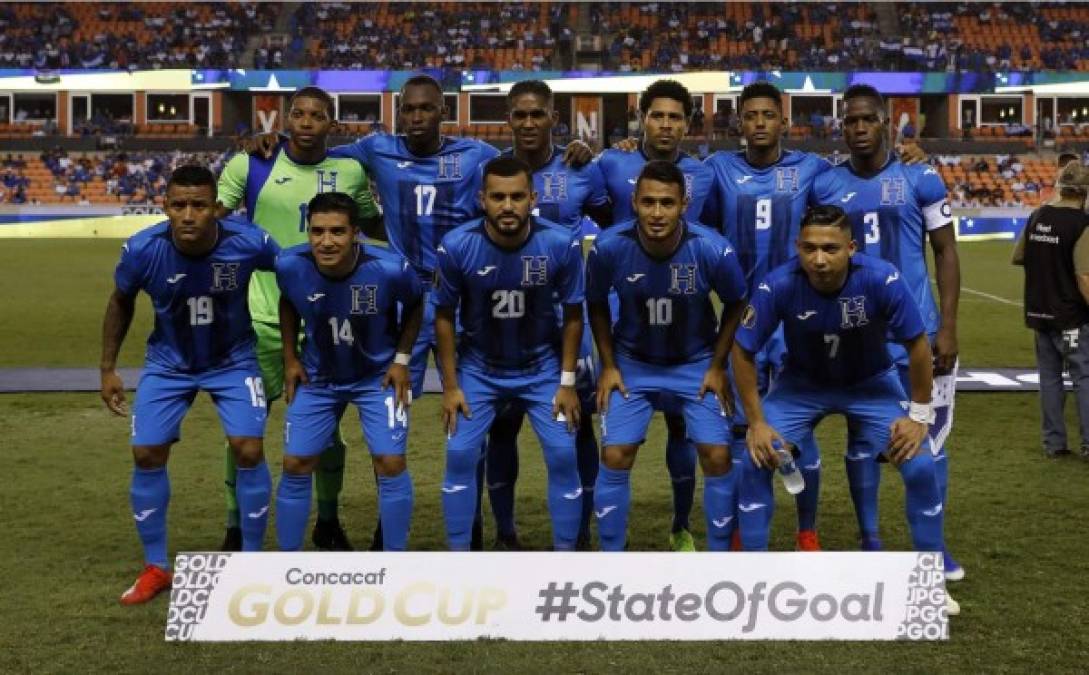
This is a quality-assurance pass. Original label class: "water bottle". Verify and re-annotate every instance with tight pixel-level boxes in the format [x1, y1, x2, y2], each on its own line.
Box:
[774, 441, 805, 495]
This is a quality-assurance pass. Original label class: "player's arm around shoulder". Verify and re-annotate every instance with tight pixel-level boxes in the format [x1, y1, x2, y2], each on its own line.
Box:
[915, 165, 961, 374]
[216, 151, 249, 214]
[385, 259, 424, 410]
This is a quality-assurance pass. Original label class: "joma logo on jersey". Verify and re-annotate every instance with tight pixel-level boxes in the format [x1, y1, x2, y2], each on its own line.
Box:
[839, 296, 869, 328]
[350, 284, 379, 315]
[881, 177, 907, 205]
[316, 169, 338, 192]
[437, 154, 462, 179]
[539, 172, 568, 201]
[210, 263, 240, 291]
[775, 167, 800, 193]
[521, 256, 549, 286]
[668, 263, 698, 295]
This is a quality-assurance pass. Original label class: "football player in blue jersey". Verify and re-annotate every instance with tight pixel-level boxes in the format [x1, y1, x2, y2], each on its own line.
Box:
[485, 80, 610, 550]
[811, 84, 963, 580]
[434, 156, 585, 551]
[731, 204, 958, 615]
[275, 192, 424, 552]
[594, 79, 716, 551]
[587, 160, 748, 552]
[100, 165, 280, 605]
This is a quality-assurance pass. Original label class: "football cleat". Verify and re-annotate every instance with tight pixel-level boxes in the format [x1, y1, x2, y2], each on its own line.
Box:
[944, 551, 966, 582]
[312, 517, 353, 551]
[859, 533, 883, 551]
[730, 528, 742, 551]
[120, 564, 172, 606]
[1046, 447, 1072, 459]
[796, 529, 821, 551]
[945, 590, 961, 616]
[670, 528, 696, 552]
[219, 526, 242, 552]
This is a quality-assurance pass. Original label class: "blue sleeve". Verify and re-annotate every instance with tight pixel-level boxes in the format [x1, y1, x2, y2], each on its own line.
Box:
[687, 168, 715, 226]
[396, 258, 424, 306]
[113, 239, 144, 296]
[879, 266, 927, 341]
[700, 165, 722, 233]
[735, 275, 779, 354]
[274, 257, 291, 294]
[914, 167, 948, 208]
[328, 134, 374, 164]
[431, 238, 463, 309]
[808, 170, 832, 207]
[585, 161, 610, 208]
[256, 231, 281, 271]
[556, 232, 586, 305]
[708, 239, 747, 305]
[585, 239, 613, 304]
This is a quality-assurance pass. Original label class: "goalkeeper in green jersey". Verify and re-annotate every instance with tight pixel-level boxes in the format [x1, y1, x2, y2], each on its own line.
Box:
[216, 86, 379, 551]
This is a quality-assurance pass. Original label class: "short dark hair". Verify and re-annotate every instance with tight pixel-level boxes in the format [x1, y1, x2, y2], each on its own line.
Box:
[307, 192, 359, 229]
[508, 79, 553, 106]
[635, 159, 686, 194]
[843, 84, 885, 112]
[289, 86, 335, 118]
[639, 79, 693, 119]
[167, 164, 216, 193]
[1059, 152, 1079, 168]
[800, 204, 850, 232]
[739, 81, 782, 111]
[400, 74, 444, 100]
[482, 156, 533, 187]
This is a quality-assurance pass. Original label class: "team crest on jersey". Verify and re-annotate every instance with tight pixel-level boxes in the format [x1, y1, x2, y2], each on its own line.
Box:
[668, 263, 698, 294]
[521, 256, 549, 286]
[880, 178, 907, 205]
[741, 304, 757, 329]
[316, 169, 338, 192]
[210, 263, 240, 291]
[437, 153, 462, 180]
[350, 284, 379, 314]
[775, 167, 800, 193]
[839, 296, 869, 328]
[539, 172, 568, 202]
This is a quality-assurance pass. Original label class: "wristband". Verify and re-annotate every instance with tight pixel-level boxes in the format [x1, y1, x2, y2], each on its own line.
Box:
[908, 401, 934, 425]
[393, 352, 411, 366]
[560, 370, 577, 387]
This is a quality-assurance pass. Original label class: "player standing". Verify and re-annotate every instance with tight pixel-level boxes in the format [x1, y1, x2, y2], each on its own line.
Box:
[811, 84, 963, 579]
[100, 166, 279, 604]
[587, 160, 747, 552]
[274, 192, 423, 551]
[434, 156, 585, 551]
[594, 79, 715, 551]
[217, 86, 380, 551]
[731, 204, 958, 615]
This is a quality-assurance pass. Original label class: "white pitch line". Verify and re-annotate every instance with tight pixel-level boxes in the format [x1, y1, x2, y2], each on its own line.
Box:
[962, 286, 1022, 307]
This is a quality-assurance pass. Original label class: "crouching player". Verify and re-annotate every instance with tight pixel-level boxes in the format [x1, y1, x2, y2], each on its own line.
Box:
[100, 165, 280, 604]
[275, 192, 423, 551]
[731, 205, 958, 615]
[434, 156, 585, 551]
[587, 160, 748, 551]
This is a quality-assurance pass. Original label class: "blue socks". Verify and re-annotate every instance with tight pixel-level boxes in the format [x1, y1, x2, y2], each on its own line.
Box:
[130, 466, 170, 569]
[377, 471, 414, 551]
[594, 465, 631, 551]
[900, 454, 945, 552]
[794, 432, 821, 532]
[737, 455, 774, 551]
[543, 445, 582, 551]
[665, 434, 697, 533]
[575, 422, 599, 539]
[703, 471, 737, 551]
[236, 461, 271, 552]
[845, 445, 881, 540]
[275, 472, 312, 551]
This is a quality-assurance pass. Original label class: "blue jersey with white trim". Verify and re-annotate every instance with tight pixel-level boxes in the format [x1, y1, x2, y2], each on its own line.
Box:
[737, 254, 926, 386]
[595, 148, 714, 225]
[114, 219, 280, 372]
[500, 145, 610, 230]
[586, 219, 746, 365]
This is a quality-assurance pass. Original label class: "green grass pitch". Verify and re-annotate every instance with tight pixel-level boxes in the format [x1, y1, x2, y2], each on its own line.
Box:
[2, 239, 1088, 671]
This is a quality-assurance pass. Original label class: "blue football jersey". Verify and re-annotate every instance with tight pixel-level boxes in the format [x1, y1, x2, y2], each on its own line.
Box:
[114, 219, 280, 372]
[500, 145, 610, 230]
[329, 134, 500, 279]
[276, 243, 423, 386]
[701, 149, 831, 294]
[810, 157, 952, 338]
[586, 220, 747, 365]
[736, 254, 926, 386]
[433, 217, 585, 374]
[595, 148, 714, 225]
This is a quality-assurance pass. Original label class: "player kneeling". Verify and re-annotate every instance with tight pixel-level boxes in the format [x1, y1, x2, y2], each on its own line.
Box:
[587, 160, 748, 552]
[275, 192, 423, 551]
[731, 205, 959, 616]
[101, 166, 280, 604]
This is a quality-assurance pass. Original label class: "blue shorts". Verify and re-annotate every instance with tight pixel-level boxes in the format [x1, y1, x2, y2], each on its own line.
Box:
[601, 355, 731, 446]
[763, 367, 928, 458]
[131, 362, 267, 446]
[448, 364, 575, 455]
[284, 381, 408, 457]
